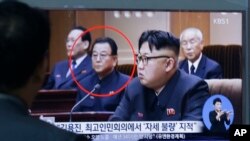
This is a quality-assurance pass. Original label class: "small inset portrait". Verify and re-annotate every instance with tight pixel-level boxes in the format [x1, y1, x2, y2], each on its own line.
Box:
[202, 94, 234, 134]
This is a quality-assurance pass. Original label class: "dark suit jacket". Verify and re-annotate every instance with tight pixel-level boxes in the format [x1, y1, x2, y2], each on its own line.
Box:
[43, 55, 94, 89]
[209, 110, 230, 133]
[179, 55, 223, 79]
[0, 93, 87, 141]
[109, 69, 209, 121]
[74, 70, 129, 112]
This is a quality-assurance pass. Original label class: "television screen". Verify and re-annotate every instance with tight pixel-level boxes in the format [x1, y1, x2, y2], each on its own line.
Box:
[24, 0, 247, 140]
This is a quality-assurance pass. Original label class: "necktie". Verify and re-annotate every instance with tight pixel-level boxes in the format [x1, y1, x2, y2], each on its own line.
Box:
[66, 60, 76, 77]
[72, 60, 76, 69]
[190, 65, 195, 74]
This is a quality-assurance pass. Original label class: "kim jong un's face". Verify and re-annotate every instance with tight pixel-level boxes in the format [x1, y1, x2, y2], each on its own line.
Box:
[137, 42, 174, 90]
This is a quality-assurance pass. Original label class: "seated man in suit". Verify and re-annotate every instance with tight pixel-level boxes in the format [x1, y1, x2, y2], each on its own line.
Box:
[109, 30, 209, 121]
[0, 1, 86, 140]
[179, 27, 223, 79]
[73, 37, 129, 112]
[43, 26, 94, 89]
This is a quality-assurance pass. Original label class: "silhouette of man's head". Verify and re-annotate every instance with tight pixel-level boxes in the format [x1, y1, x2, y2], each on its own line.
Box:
[0, 1, 50, 96]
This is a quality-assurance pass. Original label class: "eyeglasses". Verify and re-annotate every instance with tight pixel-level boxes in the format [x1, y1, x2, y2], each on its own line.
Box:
[136, 54, 170, 66]
[92, 53, 112, 60]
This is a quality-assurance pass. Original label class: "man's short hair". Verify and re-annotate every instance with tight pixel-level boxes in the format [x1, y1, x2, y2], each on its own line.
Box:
[0, 1, 50, 90]
[213, 97, 222, 105]
[72, 26, 92, 45]
[138, 30, 180, 56]
[179, 27, 203, 42]
[91, 37, 118, 55]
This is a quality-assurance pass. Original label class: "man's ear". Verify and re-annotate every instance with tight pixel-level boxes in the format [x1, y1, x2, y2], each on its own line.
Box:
[82, 41, 90, 50]
[165, 58, 175, 72]
[112, 56, 118, 67]
[199, 40, 204, 50]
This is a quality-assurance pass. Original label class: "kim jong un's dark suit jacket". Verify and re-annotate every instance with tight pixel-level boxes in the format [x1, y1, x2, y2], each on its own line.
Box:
[109, 69, 210, 121]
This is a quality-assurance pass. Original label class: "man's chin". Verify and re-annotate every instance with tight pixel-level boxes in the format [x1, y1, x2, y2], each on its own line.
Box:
[139, 79, 149, 86]
[67, 53, 75, 58]
[95, 68, 106, 74]
[186, 56, 194, 60]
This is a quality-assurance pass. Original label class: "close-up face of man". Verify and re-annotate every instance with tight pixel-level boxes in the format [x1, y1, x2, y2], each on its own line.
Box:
[180, 30, 203, 63]
[92, 42, 117, 79]
[137, 42, 175, 91]
[66, 29, 88, 59]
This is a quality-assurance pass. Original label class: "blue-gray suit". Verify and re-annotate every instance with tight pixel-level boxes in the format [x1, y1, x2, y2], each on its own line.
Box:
[179, 55, 223, 79]
[43, 55, 94, 89]
[109, 69, 209, 121]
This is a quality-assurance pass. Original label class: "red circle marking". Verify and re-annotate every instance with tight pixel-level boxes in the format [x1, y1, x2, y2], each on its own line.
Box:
[69, 25, 136, 97]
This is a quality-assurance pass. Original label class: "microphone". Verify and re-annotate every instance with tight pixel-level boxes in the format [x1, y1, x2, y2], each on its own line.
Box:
[69, 83, 101, 122]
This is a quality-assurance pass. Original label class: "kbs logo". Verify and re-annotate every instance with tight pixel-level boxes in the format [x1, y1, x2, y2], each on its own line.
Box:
[213, 18, 229, 25]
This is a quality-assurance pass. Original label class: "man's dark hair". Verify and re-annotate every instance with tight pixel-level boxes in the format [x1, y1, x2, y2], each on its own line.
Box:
[0, 1, 50, 91]
[72, 26, 92, 45]
[91, 37, 118, 55]
[213, 97, 222, 105]
[138, 30, 180, 56]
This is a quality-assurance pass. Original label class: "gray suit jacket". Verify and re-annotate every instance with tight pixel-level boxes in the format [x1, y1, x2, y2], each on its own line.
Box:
[0, 93, 87, 141]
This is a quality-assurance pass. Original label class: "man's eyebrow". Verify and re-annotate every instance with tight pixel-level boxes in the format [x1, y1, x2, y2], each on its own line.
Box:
[92, 51, 109, 53]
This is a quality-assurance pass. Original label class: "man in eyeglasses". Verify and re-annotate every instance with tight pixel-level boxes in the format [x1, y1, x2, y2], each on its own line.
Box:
[179, 27, 222, 79]
[110, 30, 209, 121]
[73, 37, 129, 112]
[43, 26, 94, 89]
